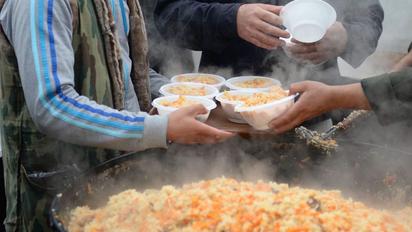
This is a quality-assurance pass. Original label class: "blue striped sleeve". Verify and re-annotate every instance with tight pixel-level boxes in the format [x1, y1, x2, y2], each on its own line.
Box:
[1, 0, 168, 151]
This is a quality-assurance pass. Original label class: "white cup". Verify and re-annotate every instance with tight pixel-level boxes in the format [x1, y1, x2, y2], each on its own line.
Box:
[280, 0, 336, 43]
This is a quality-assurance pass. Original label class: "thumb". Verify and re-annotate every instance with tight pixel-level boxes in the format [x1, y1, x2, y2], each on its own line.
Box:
[261, 4, 283, 15]
[182, 104, 208, 117]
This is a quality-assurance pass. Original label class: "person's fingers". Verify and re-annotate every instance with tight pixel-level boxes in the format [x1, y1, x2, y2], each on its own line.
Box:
[269, 104, 302, 130]
[257, 9, 283, 26]
[249, 37, 274, 50]
[287, 44, 317, 54]
[272, 115, 305, 134]
[180, 104, 208, 117]
[255, 20, 289, 38]
[203, 127, 235, 140]
[259, 4, 283, 15]
[195, 121, 234, 139]
[188, 123, 235, 144]
[251, 30, 285, 49]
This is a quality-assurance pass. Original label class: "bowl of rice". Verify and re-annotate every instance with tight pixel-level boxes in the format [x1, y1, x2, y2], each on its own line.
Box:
[215, 90, 258, 124]
[152, 95, 217, 122]
[171, 73, 226, 90]
[159, 82, 219, 100]
[225, 76, 281, 91]
[234, 86, 297, 130]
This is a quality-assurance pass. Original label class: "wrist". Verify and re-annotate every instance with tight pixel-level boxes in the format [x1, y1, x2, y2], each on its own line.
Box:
[331, 83, 370, 110]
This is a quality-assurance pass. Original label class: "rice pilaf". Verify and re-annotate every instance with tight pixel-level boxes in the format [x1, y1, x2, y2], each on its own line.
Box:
[68, 177, 412, 232]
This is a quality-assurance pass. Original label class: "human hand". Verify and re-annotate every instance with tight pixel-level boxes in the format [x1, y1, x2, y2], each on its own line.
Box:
[269, 81, 336, 133]
[269, 81, 370, 134]
[285, 22, 348, 65]
[237, 4, 289, 50]
[167, 104, 235, 144]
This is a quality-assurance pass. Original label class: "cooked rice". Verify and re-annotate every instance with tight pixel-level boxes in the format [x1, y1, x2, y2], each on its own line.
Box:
[177, 75, 220, 85]
[222, 86, 288, 107]
[234, 78, 273, 88]
[167, 85, 207, 96]
[68, 177, 412, 232]
[160, 96, 199, 108]
[221, 92, 251, 102]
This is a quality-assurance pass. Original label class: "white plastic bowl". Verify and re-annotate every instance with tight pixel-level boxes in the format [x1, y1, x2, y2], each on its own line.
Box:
[152, 96, 217, 122]
[159, 82, 219, 100]
[235, 94, 298, 130]
[225, 76, 281, 91]
[280, 0, 336, 43]
[215, 91, 258, 124]
[171, 73, 226, 90]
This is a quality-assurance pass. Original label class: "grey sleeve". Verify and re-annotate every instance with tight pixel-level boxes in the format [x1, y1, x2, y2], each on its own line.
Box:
[0, 0, 168, 151]
[361, 68, 412, 125]
[149, 68, 170, 98]
[339, 0, 384, 68]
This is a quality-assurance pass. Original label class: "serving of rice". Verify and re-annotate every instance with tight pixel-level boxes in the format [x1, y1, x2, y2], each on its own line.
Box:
[68, 177, 412, 232]
[167, 85, 208, 96]
[222, 86, 288, 107]
[234, 78, 273, 88]
[176, 75, 220, 85]
[159, 96, 199, 108]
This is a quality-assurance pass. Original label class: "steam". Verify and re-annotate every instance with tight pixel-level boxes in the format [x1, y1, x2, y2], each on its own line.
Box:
[134, 0, 412, 211]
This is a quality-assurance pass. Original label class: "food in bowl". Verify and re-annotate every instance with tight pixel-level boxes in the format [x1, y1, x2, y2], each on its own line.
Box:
[220, 91, 251, 102]
[234, 78, 272, 88]
[68, 177, 412, 232]
[159, 96, 199, 108]
[226, 76, 281, 91]
[215, 91, 256, 124]
[216, 87, 289, 125]
[167, 85, 207, 96]
[152, 96, 217, 122]
[243, 86, 288, 107]
[176, 75, 220, 85]
[171, 73, 226, 90]
[159, 83, 219, 99]
[222, 86, 288, 107]
[234, 86, 295, 130]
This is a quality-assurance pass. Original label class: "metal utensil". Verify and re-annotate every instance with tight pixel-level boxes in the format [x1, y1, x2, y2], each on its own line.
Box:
[296, 110, 372, 152]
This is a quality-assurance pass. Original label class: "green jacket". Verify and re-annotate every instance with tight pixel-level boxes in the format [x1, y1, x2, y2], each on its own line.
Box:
[361, 68, 412, 126]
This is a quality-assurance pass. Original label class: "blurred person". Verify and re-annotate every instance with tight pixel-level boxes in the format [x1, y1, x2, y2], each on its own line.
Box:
[270, 68, 412, 133]
[0, 0, 233, 231]
[155, 0, 383, 86]
[139, 0, 195, 77]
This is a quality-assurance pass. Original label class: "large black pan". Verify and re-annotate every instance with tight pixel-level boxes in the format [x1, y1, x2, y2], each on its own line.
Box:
[49, 132, 412, 231]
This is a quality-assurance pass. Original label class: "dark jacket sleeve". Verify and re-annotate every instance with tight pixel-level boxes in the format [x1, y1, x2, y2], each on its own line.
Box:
[361, 68, 412, 125]
[155, 0, 242, 52]
[339, 0, 384, 68]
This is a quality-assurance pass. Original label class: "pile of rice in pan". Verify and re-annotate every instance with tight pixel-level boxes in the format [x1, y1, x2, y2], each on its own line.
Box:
[69, 177, 412, 232]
